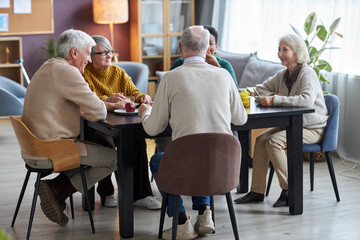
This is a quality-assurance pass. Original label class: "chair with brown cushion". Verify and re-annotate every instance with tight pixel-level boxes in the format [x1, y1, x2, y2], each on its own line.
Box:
[154, 133, 241, 240]
[9, 116, 95, 240]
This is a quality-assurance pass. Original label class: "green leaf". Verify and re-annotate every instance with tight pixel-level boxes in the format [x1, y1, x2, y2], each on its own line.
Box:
[305, 39, 310, 48]
[316, 25, 327, 41]
[329, 17, 341, 35]
[313, 66, 320, 77]
[319, 73, 330, 84]
[290, 24, 303, 39]
[304, 12, 317, 35]
[308, 46, 318, 60]
[316, 59, 332, 72]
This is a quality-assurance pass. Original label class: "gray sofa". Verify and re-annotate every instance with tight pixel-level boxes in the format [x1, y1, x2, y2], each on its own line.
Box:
[215, 49, 285, 88]
[156, 49, 285, 90]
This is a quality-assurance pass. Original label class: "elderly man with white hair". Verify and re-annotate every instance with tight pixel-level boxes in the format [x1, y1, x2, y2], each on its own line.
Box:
[235, 34, 328, 207]
[138, 25, 248, 240]
[22, 29, 117, 226]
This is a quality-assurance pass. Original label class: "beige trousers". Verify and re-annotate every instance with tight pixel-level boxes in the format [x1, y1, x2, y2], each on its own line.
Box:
[26, 142, 117, 193]
[251, 127, 322, 194]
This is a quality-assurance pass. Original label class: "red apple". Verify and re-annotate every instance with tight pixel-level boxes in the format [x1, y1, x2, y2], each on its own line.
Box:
[125, 102, 136, 112]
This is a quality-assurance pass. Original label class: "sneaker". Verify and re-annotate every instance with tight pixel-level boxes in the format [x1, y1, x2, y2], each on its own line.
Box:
[194, 206, 215, 234]
[38, 180, 68, 226]
[162, 216, 198, 240]
[134, 196, 161, 210]
[103, 195, 118, 208]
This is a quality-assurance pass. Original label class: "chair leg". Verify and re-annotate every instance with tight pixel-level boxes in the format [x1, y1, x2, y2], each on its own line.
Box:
[172, 196, 180, 240]
[158, 193, 168, 239]
[210, 196, 215, 233]
[225, 192, 239, 240]
[11, 170, 31, 227]
[26, 173, 41, 240]
[309, 152, 315, 191]
[325, 152, 340, 201]
[80, 166, 95, 233]
[69, 195, 75, 219]
[266, 163, 274, 196]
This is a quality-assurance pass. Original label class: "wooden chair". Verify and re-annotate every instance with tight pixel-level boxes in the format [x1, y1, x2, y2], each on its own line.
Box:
[265, 94, 340, 201]
[9, 116, 95, 240]
[154, 133, 242, 240]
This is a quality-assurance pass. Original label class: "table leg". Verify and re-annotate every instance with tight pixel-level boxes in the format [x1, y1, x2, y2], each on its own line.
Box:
[116, 129, 134, 238]
[286, 115, 303, 215]
[237, 130, 249, 193]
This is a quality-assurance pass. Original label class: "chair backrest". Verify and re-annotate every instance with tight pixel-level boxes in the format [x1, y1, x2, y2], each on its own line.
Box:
[9, 116, 80, 172]
[0, 76, 26, 98]
[113, 61, 149, 94]
[322, 94, 340, 152]
[156, 133, 241, 196]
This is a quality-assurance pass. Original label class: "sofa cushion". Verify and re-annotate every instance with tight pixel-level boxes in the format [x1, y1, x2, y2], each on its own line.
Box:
[239, 53, 285, 88]
[215, 49, 252, 85]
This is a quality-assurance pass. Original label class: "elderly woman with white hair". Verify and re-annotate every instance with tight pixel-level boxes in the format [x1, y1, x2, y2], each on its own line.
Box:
[234, 34, 328, 207]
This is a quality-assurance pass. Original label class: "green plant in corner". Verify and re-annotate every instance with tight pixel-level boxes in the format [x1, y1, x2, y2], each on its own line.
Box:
[0, 228, 11, 240]
[40, 38, 58, 59]
[290, 12, 343, 84]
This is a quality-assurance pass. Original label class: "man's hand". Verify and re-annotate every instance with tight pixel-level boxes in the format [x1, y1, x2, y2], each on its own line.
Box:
[105, 101, 128, 111]
[140, 95, 153, 105]
[138, 103, 152, 117]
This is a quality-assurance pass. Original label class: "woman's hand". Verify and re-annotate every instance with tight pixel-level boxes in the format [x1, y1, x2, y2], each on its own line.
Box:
[105, 101, 128, 111]
[103, 93, 128, 103]
[140, 95, 153, 105]
[205, 53, 220, 67]
[138, 103, 152, 117]
[259, 96, 274, 107]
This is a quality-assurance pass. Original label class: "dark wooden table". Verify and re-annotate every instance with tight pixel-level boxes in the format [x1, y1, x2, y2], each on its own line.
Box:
[81, 98, 314, 238]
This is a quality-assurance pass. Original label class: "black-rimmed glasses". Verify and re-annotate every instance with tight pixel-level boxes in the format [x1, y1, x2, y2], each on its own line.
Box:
[93, 50, 114, 57]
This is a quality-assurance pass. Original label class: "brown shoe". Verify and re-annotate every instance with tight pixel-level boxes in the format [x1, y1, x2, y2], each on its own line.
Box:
[234, 191, 264, 204]
[273, 190, 288, 207]
[38, 180, 69, 226]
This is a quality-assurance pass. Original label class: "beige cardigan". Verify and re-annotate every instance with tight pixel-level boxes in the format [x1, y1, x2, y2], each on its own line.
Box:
[22, 58, 106, 157]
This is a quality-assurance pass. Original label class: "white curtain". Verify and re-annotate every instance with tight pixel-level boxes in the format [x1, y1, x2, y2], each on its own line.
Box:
[219, 0, 360, 163]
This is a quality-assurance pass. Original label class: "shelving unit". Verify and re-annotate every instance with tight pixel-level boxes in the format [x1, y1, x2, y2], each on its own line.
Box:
[130, 0, 194, 96]
[0, 37, 23, 85]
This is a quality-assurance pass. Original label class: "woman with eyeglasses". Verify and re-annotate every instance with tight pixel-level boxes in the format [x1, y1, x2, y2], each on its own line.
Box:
[82, 35, 161, 210]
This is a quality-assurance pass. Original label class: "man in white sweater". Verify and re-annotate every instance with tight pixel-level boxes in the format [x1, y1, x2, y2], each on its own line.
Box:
[138, 25, 247, 240]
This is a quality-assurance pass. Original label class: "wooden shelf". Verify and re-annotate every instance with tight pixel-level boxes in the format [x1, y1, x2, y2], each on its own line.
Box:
[130, 0, 194, 97]
[0, 37, 23, 85]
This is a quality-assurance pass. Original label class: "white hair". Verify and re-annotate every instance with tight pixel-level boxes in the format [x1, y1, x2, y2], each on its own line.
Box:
[57, 29, 96, 59]
[279, 34, 310, 64]
[180, 25, 210, 56]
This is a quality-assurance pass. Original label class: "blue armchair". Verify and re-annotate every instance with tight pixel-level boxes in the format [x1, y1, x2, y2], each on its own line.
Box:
[113, 61, 149, 94]
[0, 76, 26, 116]
[265, 94, 340, 201]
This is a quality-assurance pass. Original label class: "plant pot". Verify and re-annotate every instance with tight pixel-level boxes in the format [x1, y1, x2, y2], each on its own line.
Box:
[303, 152, 326, 162]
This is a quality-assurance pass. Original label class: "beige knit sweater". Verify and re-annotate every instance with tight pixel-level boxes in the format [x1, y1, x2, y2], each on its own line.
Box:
[22, 58, 106, 156]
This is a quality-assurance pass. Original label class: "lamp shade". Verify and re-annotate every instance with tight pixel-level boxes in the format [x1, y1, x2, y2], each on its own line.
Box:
[93, 0, 129, 24]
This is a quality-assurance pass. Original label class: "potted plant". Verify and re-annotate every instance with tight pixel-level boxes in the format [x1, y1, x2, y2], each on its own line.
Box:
[40, 37, 58, 59]
[291, 12, 342, 162]
[290, 12, 342, 84]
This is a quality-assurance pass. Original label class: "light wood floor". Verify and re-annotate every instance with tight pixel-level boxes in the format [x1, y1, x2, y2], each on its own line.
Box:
[1, 120, 360, 240]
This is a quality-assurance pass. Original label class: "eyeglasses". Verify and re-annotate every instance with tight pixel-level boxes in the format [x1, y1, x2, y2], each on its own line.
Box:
[93, 50, 114, 57]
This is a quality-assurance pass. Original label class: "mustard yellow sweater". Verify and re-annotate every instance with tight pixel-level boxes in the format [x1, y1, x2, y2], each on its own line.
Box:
[83, 63, 145, 102]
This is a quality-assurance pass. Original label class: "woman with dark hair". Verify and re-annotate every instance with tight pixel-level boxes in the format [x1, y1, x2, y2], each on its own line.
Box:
[170, 25, 238, 88]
